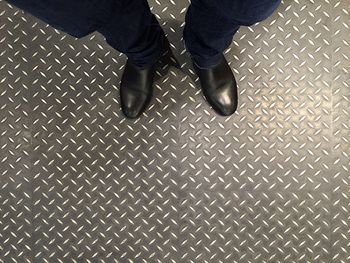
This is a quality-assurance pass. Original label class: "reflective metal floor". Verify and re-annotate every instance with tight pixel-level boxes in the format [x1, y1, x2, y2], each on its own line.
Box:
[1, 0, 349, 262]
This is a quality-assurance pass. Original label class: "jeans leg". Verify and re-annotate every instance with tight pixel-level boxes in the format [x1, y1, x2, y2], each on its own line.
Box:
[97, 0, 166, 69]
[5, 0, 109, 38]
[6, 0, 165, 68]
[184, 0, 281, 68]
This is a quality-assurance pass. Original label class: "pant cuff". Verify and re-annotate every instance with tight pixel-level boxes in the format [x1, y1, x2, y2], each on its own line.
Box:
[183, 38, 222, 69]
[128, 30, 167, 69]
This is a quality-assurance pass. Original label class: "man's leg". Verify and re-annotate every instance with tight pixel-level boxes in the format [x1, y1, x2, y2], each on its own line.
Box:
[184, 0, 281, 68]
[184, 0, 280, 116]
[6, 0, 166, 69]
[5, 0, 112, 38]
[97, 0, 166, 69]
[6, 0, 167, 118]
[96, 0, 169, 119]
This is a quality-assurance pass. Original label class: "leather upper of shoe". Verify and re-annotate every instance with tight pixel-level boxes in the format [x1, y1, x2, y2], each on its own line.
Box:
[120, 37, 174, 119]
[193, 55, 238, 116]
[120, 61, 156, 119]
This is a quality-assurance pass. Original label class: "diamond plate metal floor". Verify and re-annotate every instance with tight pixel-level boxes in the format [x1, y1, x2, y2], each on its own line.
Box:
[0, 0, 349, 262]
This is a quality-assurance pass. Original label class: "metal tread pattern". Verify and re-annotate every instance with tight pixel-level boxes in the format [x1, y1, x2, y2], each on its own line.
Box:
[0, 0, 349, 262]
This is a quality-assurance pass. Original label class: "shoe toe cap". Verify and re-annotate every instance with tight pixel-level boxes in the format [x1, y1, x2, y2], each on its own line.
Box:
[121, 90, 150, 119]
[217, 102, 238, 116]
[215, 99, 238, 116]
[207, 86, 238, 116]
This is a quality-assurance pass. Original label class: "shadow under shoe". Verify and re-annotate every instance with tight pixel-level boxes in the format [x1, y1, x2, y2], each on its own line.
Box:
[193, 55, 238, 116]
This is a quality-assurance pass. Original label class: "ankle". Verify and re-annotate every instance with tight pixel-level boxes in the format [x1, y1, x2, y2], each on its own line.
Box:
[127, 59, 156, 70]
[192, 55, 223, 69]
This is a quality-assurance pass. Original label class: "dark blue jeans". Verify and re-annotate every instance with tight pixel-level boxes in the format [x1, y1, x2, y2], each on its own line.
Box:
[6, 0, 280, 68]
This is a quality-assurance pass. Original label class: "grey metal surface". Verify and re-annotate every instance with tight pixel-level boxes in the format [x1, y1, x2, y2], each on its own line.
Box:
[0, 0, 349, 262]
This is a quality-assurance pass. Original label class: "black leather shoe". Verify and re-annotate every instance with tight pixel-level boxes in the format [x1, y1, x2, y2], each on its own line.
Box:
[120, 60, 156, 119]
[193, 55, 238, 116]
[120, 38, 173, 119]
